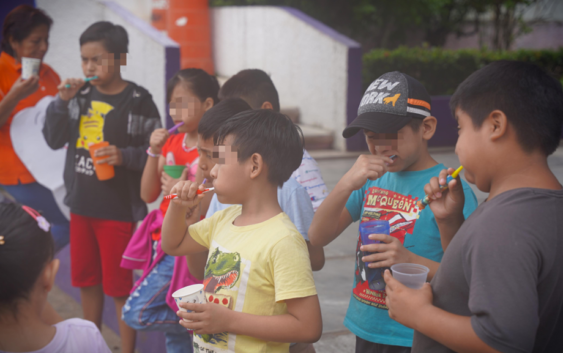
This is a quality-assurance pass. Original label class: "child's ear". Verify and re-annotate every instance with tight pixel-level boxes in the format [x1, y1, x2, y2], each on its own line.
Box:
[421, 116, 437, 141]
[248, 153, 264, 180]
[260, 101, 274, 110]
[487, 110, 508, 141]
[40, 259, 60, 293]
[203, 97, 214, 112]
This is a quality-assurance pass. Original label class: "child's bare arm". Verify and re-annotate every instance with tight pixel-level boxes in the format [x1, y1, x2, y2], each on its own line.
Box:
[140, 128, 169, 202]
[423, 168, 466, 250]
[309, 154, 392, 247]
[178, 295, 322, 343]
[141, 154, 166, 203]
[185, 251, 209, 280]
[161, 180, 208, 256]
[306, 241, 325, 271]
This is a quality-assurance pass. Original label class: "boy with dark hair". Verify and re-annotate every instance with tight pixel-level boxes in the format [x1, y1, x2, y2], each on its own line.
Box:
[43, 21, 161, 353]
[385, 61, 563, 353]
[218, 68, 328, 211]
[218, 69, 280, 111]
[161, 109, 322, 352]
[309, 71, 478, 352]
[198, 99, 325, 273]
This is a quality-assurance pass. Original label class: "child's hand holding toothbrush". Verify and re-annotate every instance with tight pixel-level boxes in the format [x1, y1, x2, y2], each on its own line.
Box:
[58, 78, 85, 101]
[169, 180, 206, 210]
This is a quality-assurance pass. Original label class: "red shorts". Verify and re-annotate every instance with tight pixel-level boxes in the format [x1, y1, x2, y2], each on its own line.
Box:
[70, 213, 134, 297]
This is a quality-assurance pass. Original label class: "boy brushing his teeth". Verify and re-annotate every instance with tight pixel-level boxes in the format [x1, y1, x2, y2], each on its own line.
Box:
[43, 21, 160, 353]
[309, 72, 477, 353]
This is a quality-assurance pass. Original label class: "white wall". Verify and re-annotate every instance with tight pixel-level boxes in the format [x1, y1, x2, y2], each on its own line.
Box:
[36, 0, 177, 125]
[211, 6, 355, 151]
[110, 0, 152, 22]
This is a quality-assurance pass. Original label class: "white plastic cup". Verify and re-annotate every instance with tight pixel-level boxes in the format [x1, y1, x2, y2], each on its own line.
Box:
[21, 57, 41, 79]
[172, 284, 206, 322]
[390, 263, 429, 289]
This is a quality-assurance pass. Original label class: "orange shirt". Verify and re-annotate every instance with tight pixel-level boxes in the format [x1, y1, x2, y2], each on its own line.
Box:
[0, 52, 61, 185]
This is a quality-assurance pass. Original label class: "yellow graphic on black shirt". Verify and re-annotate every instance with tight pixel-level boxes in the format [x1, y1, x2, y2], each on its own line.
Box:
[76, 101, 114, 150]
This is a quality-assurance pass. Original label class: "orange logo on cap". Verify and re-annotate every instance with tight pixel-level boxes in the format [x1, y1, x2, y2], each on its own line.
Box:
[383, 93, 400, 107]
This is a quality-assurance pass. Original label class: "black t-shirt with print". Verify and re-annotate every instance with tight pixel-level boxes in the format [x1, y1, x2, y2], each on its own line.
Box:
[70, 84, 158, 222]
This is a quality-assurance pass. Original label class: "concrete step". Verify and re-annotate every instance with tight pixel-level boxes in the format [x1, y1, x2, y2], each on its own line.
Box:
[280, 107, 300, 124]
[298, 124, 334, 150]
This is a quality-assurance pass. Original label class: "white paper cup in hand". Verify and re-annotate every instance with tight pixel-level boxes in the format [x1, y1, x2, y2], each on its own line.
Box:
[390, 263, 430, 289]
[172, 284, 206, 322]
[21, 57, 41, 79]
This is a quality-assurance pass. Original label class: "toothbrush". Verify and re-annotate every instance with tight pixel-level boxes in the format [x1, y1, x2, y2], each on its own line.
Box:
[65, 76, 98, 88]
[168, 122, 184, 134]
[164, 188, 215, 200]
[417, 166, 464, 209]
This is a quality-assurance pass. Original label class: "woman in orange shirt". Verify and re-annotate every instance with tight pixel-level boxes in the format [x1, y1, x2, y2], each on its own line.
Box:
[0, 5, 69, 252]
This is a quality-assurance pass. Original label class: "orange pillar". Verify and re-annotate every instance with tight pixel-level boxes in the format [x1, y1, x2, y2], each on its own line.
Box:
[151, 0, 168, 31]
[166, 0, 214, 75]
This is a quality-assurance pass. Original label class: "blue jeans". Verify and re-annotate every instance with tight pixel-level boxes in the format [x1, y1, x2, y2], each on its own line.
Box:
[122, 254, 193, 353]
[2, 182, 70, 252]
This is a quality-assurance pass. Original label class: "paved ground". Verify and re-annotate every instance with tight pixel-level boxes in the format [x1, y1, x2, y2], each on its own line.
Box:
[47, 146, 563, 352]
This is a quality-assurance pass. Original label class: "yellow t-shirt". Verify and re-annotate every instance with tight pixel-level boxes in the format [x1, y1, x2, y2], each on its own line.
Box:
[189, 205, 317, 353]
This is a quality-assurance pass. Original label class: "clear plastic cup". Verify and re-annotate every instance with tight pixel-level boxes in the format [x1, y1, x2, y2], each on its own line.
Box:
[390, 263, 429, 289]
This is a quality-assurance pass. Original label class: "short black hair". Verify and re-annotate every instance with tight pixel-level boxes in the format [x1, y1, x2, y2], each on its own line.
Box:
[166, 68, 219, 104]
[219, 69, 280, 112]
[198, 98, 251, 140]
[450, 60, 563, 156]
[407, 118, 423, 132]
[0, 199, 54, 318]
[214, 110, 303, 187]
[79, 21, 128, 55]
[1, 5, 52, 57]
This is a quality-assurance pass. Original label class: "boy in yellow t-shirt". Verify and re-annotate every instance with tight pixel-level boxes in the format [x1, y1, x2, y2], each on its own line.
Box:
[161, 109, 322, 353]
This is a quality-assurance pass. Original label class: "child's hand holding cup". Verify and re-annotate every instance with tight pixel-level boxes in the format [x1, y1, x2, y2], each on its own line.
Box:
[172, 284, 207, 322]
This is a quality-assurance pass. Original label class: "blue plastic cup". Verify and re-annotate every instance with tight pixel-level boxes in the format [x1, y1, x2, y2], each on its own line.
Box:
[359, 220, 390, 291]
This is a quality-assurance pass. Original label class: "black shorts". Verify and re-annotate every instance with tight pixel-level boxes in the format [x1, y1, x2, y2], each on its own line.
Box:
[355, 336, 411, 353]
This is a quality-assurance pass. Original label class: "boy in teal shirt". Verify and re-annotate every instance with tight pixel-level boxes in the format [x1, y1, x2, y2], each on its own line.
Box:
[309, 72, 478, 352]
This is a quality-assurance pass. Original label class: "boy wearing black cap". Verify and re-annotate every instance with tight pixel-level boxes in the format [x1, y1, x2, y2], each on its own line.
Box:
[309, 72, 478, 352]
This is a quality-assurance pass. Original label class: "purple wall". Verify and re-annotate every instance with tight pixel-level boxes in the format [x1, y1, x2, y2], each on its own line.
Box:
[345, 46, 366, 151]
[428, 96, 458, 147]
[0, 0, 35, 44]
[165, 46, 181, 129]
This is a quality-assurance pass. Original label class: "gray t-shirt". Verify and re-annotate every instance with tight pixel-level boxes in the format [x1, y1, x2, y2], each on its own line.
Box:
[413, 188, 563, 353]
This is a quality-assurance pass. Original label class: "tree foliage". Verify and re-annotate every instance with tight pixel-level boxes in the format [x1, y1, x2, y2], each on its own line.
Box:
[210, 0, 546, 50]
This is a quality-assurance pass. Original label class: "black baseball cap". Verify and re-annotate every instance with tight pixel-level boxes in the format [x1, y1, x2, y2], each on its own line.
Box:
[343, 72, 432, 138]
